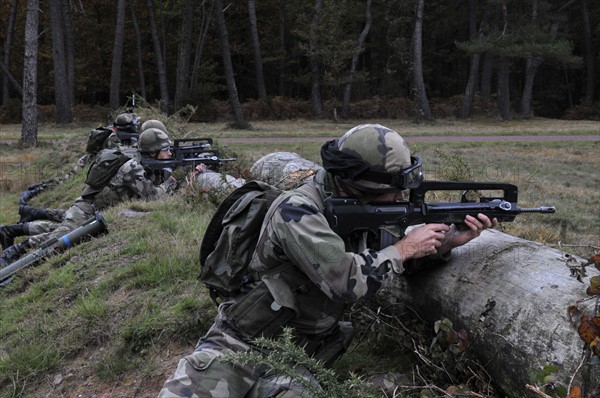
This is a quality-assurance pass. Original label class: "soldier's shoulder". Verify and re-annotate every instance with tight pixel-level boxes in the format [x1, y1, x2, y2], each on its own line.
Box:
[118, 158, 143, 174]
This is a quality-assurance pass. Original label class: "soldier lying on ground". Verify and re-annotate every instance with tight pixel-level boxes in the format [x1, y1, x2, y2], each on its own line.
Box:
[0, 127, 196, 269]
[71, 112, 143, 181]
[1, 119, 168, 247]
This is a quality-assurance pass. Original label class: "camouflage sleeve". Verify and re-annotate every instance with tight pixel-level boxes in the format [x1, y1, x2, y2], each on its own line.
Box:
[104, 132, 121, 149]
[117, 159, 171, 200]
[264, 192, 403, 303]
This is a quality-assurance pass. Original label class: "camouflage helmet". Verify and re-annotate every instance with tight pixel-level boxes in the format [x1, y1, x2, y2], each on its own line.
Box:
[140, 119, 167, 134]
[139, 127, 172, 153]
[114, 112, 140, 130]
[321, 124, 422, 193]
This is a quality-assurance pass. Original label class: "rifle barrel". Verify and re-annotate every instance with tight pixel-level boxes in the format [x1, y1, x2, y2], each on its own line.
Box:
[518, 206, 556, 213]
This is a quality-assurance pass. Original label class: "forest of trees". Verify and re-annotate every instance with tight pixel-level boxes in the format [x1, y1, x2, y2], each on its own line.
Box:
[0, 0, 598, 142]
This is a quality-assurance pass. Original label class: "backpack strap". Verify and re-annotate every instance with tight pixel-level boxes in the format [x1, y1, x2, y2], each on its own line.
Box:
[200, 181, 276, 267]
[247, 181, 325, 284]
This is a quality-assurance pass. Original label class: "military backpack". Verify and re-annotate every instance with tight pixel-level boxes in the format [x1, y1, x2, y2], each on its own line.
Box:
[85, 127, 113, 154]
[84, 148, 140, 190]
[199, 180, 285, 305]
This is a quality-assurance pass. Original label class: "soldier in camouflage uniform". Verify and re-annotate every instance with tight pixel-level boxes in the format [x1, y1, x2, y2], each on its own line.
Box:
[0, 117, 155, 252]
[109, 112, 141, 147]
[66, 112, 142, 183]
[0, 128, 178, 268]
[141, 119, 167, 134]
[158, 124, 497, 397]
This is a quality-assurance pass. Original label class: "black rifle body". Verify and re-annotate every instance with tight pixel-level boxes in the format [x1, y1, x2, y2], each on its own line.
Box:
[324, 181, 556, 249]
[141, 138, 235, 173]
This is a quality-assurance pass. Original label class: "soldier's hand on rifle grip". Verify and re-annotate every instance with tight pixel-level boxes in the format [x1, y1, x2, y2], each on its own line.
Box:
[193, 163, 207, 175]
[393, 223, 450, 262]
[437, 213, 498, 254]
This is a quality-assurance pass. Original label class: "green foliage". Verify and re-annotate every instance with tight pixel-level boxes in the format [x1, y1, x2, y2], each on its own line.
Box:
[223, 328, 381, 398]
[0, 343, 62, 396]
[432, 148, 475, 182]
[0, 0, 595, 119]
[528, 363, 568, 397]
[74, 291, 109, 329]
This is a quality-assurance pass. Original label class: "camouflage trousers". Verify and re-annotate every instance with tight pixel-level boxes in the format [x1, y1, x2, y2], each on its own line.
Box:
[28, 201, 95, 248]
[158, 322, 321, 398]
[26, 220, 60, 235]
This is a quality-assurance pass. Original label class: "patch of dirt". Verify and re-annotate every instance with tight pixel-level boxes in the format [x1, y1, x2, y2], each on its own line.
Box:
[36, 342, 190, 398]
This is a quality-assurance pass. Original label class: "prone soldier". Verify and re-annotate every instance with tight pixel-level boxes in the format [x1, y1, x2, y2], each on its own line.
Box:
[0, 127, 181, 270]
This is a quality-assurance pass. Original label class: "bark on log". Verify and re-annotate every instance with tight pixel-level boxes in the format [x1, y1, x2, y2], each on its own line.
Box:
[250, 152, 323, 190]
[196, 170, 246, 194]
[378, 229, 599, 396]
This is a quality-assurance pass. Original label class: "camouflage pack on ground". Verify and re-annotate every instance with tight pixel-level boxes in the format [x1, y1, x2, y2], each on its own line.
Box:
[84, 148, 140, 190]
[85, 127, 113, 154]
[199, 180, 284, 304]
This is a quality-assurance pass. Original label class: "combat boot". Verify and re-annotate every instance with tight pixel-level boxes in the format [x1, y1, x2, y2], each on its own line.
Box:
[19, 205, 49, 223]
[19, 205, 66, 223]
[1, 240, 30, 264]
[0, 224, 28, 250]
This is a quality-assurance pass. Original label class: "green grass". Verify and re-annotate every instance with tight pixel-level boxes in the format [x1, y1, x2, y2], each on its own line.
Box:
[0, 119, 598, 397]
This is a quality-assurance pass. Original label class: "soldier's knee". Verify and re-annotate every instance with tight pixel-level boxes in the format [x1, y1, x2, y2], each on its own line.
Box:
[159, 349, 252, 398]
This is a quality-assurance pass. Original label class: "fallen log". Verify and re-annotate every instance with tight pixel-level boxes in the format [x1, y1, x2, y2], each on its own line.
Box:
[378, 229, 599, 396]
[250, 151, 322, 189]
[196, 170, 247, 194]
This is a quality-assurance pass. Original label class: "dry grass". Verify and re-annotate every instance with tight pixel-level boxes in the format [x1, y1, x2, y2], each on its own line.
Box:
[182, 118, 600, 138]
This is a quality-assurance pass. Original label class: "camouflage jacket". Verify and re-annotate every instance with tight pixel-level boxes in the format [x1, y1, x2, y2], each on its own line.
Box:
[82, 157, 176, 210]
[217, 169, 405, 345]
[105, 131, 122, 149]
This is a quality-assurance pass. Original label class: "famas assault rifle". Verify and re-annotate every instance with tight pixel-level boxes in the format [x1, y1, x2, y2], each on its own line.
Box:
[0, 212, 108, 285]
[141, 138, 236, 175]
[324, 181, 556, 249]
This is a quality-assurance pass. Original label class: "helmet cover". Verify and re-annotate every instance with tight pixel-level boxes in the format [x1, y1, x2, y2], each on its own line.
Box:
[139, 128, 172, 152]
[321, 124, 422, 193]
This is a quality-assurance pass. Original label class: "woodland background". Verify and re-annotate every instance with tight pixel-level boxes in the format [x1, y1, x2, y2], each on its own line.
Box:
[1, 0, 599, 143]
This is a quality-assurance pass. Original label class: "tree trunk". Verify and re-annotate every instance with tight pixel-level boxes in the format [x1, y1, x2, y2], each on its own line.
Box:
[412, 0, 432, 121]
[520, 57, 543, 118]
[480, 52, 494, 98]
[109, 0, 127, 111]
[248, 0, 267, 101]
[0, 61, 22, 97]
[497, 56, 510, 121]
[21, 0, 39, 146]
[146, 0, 169, 113]
[50, 0, 72, 123]
[341, 0, 372, 119]
[213, 0, 248, 128]
[129, 0, 146, 99]
[458, 0, 481, 119]
[61, 0, 75, 106]
[2, 0, 19, 105]
[309, 0, 323, 118]
[580, 0, 594, 105]
[520, 2, 559, 119]
[174, 0, 194, 110]
[278, 0, 286, 97]
[378, 229, 599, 396]
[190, 0, 213, 94]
